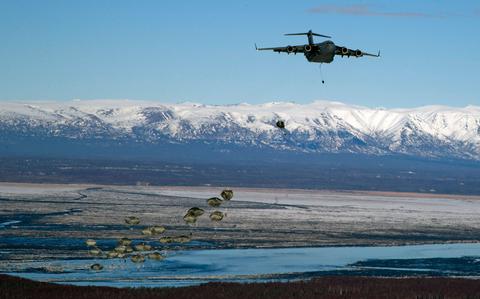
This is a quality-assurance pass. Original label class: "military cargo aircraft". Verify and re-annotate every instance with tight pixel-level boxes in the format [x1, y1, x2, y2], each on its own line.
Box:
[256, 30, 380, 63]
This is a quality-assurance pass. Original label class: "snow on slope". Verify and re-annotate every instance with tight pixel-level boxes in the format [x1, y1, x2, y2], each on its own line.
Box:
[0, 100, 479, 159]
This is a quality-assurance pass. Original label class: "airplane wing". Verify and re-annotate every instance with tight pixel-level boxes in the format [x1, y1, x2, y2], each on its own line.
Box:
[255, 44, 305, 54]
[335, 46, 380, 58]
[361, 51, 381, 57]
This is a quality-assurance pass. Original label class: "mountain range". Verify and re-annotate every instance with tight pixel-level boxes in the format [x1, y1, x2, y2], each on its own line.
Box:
[1, 100, 479, 161]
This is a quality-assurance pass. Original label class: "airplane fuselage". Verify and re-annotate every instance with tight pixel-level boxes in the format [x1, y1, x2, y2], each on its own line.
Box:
[304, 40, 336, 63]
[256, 30, 379, 64]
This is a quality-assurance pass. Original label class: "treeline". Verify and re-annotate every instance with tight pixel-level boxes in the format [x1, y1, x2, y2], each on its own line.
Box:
[2, 274, 480, 299]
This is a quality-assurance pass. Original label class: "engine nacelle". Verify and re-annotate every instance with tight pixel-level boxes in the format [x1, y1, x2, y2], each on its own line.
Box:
[341, 47, 349, 55]
[355, 49, 363, 57]
[304, 45, 312, 52]
[286, 45, 294, 53]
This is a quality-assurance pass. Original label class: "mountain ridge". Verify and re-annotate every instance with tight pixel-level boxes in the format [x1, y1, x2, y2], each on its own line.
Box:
[1, 100, 479, 160]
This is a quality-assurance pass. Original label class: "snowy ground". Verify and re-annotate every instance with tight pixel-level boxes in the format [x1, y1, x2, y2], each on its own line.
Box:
[1, 183, 480, 255]
[2, 183, 480, 287]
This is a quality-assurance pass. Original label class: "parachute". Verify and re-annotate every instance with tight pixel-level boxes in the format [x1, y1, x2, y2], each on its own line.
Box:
[107, 251, 119, 258]
[148, 252, 165, 261]
[159, 236, 174, 244]
[125, 216, 140, 225]
[131, 254, 145, 263]
[210, 211, 225, 222]
[134, 243, 151, 251]
[221, 190, 234, 201]
[85, 239, 96, 247]
[89, 247, 102, 256]
[187, 207, 205, 217]
[141, 228, 153, 236]
[276, 120, 286, 129]
[207, 197, 223, 207]
[150, 226, 166, 234]
[172, 235, 191, 243]
[143, 226, 166, 235]
[118, 238, 132, 246]
[90, 264, 103, 271]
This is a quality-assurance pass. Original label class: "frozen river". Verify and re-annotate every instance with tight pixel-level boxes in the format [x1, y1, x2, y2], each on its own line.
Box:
[4, 243, 480, 287]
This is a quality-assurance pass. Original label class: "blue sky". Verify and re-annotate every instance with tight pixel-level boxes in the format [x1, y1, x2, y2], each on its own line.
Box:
[0, 0, 479, 108]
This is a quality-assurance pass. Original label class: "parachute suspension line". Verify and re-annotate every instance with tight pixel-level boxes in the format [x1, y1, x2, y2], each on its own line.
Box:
[319, 63, 325, 84]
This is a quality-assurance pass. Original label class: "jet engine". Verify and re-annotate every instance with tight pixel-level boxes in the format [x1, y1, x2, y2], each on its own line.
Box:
[355, 49, 363, 57]
[286, 45, 295, 53]
[341, 47, 349, 55]
[304, 45, 312, 52]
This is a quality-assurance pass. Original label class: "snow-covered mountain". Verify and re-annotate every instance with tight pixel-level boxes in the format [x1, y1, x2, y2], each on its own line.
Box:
[1, 100, 480, 160]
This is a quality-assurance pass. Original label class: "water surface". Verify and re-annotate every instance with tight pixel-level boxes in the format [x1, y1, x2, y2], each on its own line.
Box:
[3, 243, 480, 287]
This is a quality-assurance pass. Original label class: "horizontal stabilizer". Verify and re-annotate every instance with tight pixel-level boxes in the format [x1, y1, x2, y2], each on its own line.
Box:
[285, 32, 331, 38]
